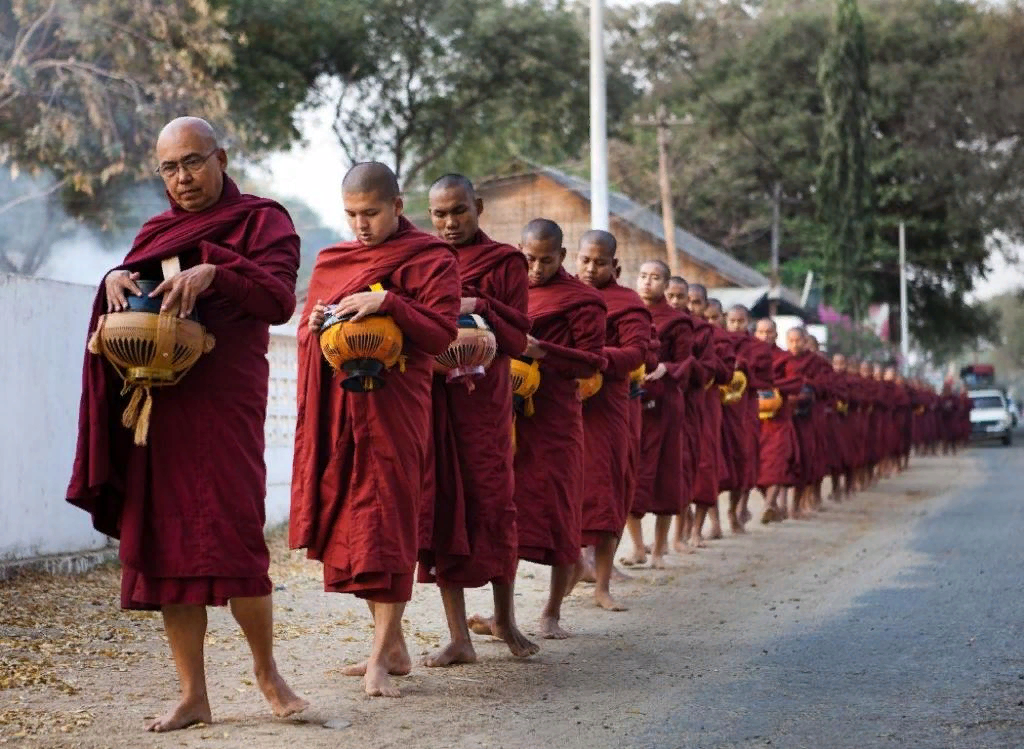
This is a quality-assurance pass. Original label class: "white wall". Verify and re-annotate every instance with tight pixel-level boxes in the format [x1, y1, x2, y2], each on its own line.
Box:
[0, 274, 300, 562]
[0, 274, 110, 560]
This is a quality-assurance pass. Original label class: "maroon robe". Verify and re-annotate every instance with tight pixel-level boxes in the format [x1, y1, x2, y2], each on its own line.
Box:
[785, 351, 822, 488]
[692, 323, 734, 507]
[67, 176, 300, 610]
[418, 232, 530, 588]
[290, 217, 459, 603]
[756, 347, 804, 489]
[515, 268, 606, 566]
[581, 281, 651, 544]
[632, 301, 695, 516]
[721, 333, 770, 493]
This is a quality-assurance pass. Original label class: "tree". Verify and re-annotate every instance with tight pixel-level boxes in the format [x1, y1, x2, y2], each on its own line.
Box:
[329, 0, 590, 185]
[214, 0, 367, 152]
[815, 0, 872, 320]
[0, 0, 233, 202]
[605, 0, 1012, 357]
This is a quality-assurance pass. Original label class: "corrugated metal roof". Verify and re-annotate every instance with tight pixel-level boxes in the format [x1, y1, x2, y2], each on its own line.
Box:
[529, 166, 771, 288]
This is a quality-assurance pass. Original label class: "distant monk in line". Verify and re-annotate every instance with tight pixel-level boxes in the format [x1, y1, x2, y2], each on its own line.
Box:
[623, 260, 692, 568]
[472, 219, 606, 639]
[417, 174, 538, 665]
[67, 117, 307, 731]
[753, 318, 803, 523]
[575, 231, 651, 608]
[686, 283, 732, 546]
[291, 162, 460, 697]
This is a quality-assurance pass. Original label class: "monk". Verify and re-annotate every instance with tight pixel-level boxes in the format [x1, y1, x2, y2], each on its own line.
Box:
[753, 319, 803, 523]
[782, 327, 821, 518]
[722, 304, 772, 532]
[624, 261, 695, 568]
[67, 117, 307, 731]
[803, 335, 834, 511]
[828, 354, 856, 501]
[576, 231, 651, 607]
[416, 174, 538, 666]
[687, 284, 733, 545]
[473, 219, 606, 639]
[291, 162, 460, 697]
[663, 277, 697, 547]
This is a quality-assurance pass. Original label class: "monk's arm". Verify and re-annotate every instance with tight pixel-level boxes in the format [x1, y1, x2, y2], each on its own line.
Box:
[200, 208, 300, 324]
[538, 304, 608, 378]
[603, 311, 649, 379]
[475, 257, 530, 356]
[381, 252, 460, 355]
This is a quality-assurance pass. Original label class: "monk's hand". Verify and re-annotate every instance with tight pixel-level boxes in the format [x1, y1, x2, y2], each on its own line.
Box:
[334, 290, 387, 322]
[308, 300, 329, 333]
[644, 362, 668, 382]
[151, 263, 216, 318]
[104, 270, 142, 313]
[523, 335, 546, 359]
[460, 297, 478, 314]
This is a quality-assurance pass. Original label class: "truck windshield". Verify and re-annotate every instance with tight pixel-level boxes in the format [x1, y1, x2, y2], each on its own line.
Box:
[971, 396, 1004, 410]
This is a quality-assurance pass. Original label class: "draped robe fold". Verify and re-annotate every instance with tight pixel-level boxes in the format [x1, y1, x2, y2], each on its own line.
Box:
[581, 282, 651, 542]
[67, 177, 300, 610]
[515, 269, 606, 566]
[756, 347, 804, 490]
[290, 217, 459, 603]
[418, 232, 530, 588]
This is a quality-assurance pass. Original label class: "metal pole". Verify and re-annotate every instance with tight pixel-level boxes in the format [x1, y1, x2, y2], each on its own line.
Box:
[770, 181, 781, 316]
[899, 221, 910, 374]
[589, 0, 609, 230]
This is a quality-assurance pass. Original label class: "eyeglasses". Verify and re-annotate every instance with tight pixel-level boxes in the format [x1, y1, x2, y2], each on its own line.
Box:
[156, 149, 218, 179]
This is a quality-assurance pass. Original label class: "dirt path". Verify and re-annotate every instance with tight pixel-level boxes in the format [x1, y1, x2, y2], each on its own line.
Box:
[0, 452, 979, 749]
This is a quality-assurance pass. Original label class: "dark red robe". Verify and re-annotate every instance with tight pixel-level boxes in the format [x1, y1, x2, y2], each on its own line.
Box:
[692, 323, 734, 507]
[418, 232, 530, 588]
[290, 217, 459, 603]
[67, 176, 300, 610]
[785, 351, 822, 489]
[632, 300, 695, 517]
[721, 333, 771, 493]
[515, 268, 606, 566]
[581, 282, 651, 543]
[756, 347, 804, 489]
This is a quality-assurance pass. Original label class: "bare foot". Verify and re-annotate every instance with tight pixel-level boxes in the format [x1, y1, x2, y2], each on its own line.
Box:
[708, 528, 724, 540]
[466, 615, 539, 658]
[688, 535, 707, 549]
[423, 639, 477, 667]
[672, 539, 689, 554]
[759, 507, 777, 524]
[650, 553, 667, 569]
[729, 516, 747, 534]
[364, 659, 401, 698]
[146, 695, 212, 733]
[611, 565, 634, 582]
[255, 668, 309, 718]
[619, 550, 647, 567]
[594, 590, 628, 612]
[579, 549, 597, 584]
[342, 640, 412, 677]
[538, 615, 571, 640]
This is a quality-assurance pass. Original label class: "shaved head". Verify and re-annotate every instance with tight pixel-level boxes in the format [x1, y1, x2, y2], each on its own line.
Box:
[689, 283, 707, 302]
[522, 218, 563, 247]
[343, 161, 401, 200]
[754, 317, 777, 344]
[430, 173, 476, 199]
[726, 304, 750, 334]
[157, 116, 218, 152]
[579, 229, 617, 257]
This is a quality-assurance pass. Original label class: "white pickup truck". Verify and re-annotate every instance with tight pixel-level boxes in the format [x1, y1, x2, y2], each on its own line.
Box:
[968, 389, 1014, 446]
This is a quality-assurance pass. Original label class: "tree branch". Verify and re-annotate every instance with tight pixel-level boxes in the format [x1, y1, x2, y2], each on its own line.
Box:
[0, 176, 69, 219]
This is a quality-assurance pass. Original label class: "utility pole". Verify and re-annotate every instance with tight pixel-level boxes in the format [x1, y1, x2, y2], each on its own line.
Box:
[770, 180, 782, 317]
[899, 221, 910, 375]
[634, 105, 691, 277]
[589, 0, 608, 230]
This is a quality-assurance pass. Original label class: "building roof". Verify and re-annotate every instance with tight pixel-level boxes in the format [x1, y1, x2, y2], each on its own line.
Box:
[707, 285, 814, 321]
[480, 165, 771, 288]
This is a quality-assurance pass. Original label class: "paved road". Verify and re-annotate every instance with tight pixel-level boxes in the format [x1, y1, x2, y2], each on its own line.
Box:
[637, 440, 1024, 749]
